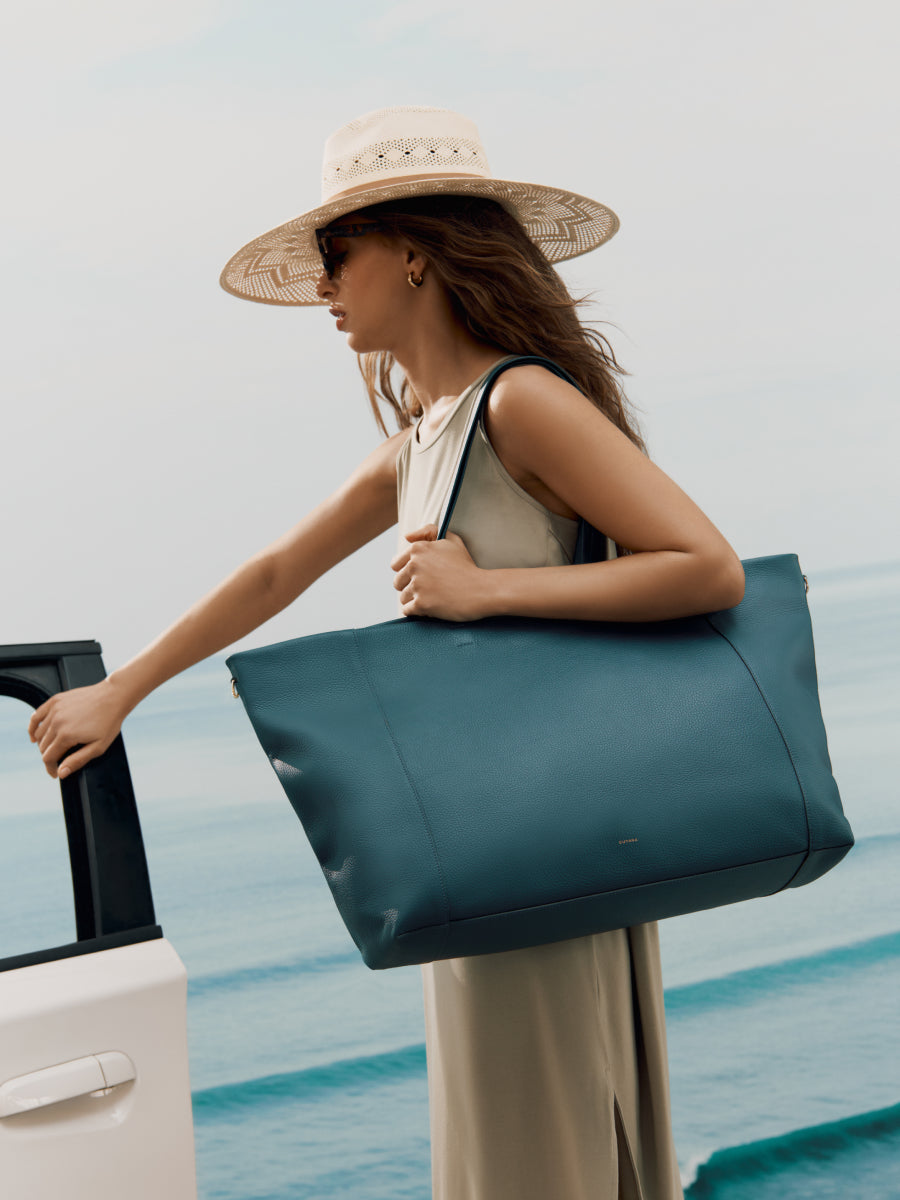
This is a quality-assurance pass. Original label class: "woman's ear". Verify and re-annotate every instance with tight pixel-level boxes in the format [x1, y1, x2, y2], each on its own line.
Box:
[405, 246, 428, 282]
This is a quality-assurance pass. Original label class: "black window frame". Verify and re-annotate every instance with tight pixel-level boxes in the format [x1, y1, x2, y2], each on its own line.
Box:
[0, 641, 161, 973]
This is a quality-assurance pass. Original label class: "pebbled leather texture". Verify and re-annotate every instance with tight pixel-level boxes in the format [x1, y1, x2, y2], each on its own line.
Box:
[227, 553, 853, 970]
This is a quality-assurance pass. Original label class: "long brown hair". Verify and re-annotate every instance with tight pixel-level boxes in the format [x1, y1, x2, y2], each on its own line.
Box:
[350, 195, 645, 452]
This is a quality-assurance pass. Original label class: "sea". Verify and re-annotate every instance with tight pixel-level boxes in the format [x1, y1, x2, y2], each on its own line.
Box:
[1, 559, 898, 1199]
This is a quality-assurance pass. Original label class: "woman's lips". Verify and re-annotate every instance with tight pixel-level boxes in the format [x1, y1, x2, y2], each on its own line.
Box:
[329, 307, 346, 329]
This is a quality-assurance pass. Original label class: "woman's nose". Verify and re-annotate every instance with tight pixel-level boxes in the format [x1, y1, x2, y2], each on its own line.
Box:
[316, 269, 334, 300]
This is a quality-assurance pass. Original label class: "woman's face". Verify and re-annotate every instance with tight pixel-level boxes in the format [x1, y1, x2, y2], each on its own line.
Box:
[315, 213, 420, 355]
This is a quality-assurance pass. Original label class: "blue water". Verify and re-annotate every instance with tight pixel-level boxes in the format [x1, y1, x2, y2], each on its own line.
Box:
[1, 560, 898, 1198]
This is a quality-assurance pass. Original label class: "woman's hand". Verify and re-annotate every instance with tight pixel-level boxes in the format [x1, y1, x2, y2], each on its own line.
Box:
[28, 679, 130, 780]
[391, 525, 490, 621]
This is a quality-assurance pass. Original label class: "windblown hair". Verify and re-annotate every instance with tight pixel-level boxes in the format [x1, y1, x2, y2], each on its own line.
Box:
[350, 195, 645, 452]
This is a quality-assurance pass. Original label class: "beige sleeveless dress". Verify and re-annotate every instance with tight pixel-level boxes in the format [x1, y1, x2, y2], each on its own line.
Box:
[395, 360, 684, 1200]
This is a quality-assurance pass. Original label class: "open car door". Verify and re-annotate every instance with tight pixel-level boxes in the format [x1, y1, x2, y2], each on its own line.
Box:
[0, 641, 196, 1199]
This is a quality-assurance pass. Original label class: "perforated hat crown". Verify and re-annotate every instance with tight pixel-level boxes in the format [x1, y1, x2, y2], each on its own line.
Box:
[321, 106, 492, 199]
[220, 105, 619, 306]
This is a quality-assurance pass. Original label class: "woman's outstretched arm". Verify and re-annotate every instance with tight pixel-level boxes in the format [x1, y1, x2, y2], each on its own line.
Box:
[29, 429, 408, 778]
[392, 364, 745, 623]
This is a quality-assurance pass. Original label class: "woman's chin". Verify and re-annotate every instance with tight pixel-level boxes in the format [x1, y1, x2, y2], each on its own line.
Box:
[345, 330, 386, 355]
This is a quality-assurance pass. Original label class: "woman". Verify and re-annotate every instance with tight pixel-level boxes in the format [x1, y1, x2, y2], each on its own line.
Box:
[29, 107, 744, 1199]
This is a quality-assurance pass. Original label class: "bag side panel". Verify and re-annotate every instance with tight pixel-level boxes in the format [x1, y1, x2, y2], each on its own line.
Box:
[707, 556, 853, 869]
[227, 632, 450, 965]
[787, 841, 854, 888]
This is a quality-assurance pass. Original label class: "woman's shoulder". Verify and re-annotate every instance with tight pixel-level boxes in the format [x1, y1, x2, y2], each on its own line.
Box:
[484, 361, 603, 455]
[488, 360, 590, 411]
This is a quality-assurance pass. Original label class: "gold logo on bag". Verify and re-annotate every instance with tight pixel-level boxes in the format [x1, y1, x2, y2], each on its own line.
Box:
[618, 837, 638, 844]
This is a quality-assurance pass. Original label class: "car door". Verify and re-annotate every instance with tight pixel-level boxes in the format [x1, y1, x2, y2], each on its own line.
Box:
[0, 641, 196, 1199]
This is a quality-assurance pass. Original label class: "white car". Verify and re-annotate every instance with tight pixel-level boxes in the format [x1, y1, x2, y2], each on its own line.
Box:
[0, 640, 196, 1199]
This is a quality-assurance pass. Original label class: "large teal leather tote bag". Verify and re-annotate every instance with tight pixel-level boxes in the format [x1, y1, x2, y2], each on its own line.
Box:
[227, 357, 853, 969]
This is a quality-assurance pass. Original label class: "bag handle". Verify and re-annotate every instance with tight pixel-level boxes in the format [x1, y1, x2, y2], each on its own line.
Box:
[435, 355, 609, 565]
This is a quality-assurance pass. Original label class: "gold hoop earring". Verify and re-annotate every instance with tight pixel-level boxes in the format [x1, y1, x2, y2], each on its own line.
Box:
[408, 271, 424, 288]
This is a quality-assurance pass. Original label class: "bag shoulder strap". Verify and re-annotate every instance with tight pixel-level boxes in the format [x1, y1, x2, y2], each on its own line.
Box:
[435, 355, 608, 565]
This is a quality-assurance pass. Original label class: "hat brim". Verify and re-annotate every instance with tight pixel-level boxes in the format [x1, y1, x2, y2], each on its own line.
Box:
[219, 176, 619, 306]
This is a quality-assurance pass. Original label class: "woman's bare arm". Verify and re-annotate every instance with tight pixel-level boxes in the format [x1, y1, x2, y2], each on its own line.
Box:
[29, 429, 408, 777]
[392, 365, 745, 622]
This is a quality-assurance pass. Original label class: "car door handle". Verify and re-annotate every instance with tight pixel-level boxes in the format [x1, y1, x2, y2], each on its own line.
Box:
[0, 1051, 136, 1118]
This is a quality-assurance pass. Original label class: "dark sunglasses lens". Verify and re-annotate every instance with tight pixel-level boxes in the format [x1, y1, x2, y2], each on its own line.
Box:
[316, 234, 337, 279]
[316, 223, 383, 279]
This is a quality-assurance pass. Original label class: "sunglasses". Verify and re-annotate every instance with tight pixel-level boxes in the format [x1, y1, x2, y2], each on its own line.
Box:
[315, 223, 386, 279]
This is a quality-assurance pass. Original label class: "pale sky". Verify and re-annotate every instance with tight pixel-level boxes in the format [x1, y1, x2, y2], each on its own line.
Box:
[2, 0, 897, 669]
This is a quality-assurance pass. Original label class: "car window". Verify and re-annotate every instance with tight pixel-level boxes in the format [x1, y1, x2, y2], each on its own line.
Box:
[0, 696, 75, 959]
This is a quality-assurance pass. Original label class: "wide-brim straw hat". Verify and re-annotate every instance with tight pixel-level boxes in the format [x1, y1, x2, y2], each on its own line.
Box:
[219, 106, 619, 306]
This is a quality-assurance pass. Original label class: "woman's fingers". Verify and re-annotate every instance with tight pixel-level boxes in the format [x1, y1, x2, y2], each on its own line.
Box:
[27, 680, 126, 781]
[40, 728, 112, 779]
[34, 708, 67, 755]
[404, 523, 438, 544]
[39, 732, 77, 777]
[56, 743, 106, 780]
[28, 698, 53, 742]
[392, 565, 412, 592]
[393, 537, 438, 592]
[37, 721, 84, 778]
[400, 584, 421, 616]
[392, 532, 434, 587]
[391, 525, 440, 573]
[392, 530, 483, 619]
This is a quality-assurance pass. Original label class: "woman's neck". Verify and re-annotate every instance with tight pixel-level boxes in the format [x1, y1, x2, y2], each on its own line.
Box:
[391, 301, 505, 415]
